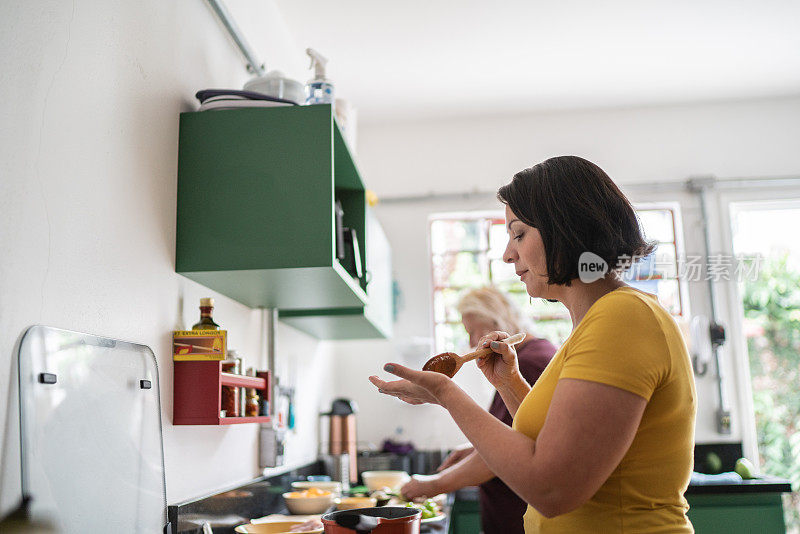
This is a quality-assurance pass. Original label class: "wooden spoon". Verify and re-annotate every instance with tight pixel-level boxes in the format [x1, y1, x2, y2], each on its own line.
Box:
[422, 333, 527, 378]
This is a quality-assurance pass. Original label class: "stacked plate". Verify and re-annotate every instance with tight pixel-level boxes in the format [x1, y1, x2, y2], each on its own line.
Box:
[195, 89, 298, 111]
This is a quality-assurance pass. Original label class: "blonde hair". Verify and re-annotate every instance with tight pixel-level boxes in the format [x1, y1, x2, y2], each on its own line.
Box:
[456, 286, 532, 335]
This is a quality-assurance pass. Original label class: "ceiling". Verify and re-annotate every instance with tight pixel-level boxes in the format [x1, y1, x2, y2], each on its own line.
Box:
[274, 0, 800, 122]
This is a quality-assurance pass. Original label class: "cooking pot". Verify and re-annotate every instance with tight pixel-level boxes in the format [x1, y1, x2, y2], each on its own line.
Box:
[322, 507, 420, 534]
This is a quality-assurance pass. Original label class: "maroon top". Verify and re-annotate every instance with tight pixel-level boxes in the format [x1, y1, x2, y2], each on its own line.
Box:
[478, 337, 556, 534]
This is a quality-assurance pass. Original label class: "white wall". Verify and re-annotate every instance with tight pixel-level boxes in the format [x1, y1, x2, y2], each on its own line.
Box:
[0, 0, 336, 513]
[338, 96, 800, 451]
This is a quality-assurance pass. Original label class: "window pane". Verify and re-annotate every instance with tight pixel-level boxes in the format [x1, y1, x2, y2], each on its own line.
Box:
[526, 297, 570, 320]
[655, 279, 682, 315]
[625, 244, 677, 281]
[629, 278, 682, 315]
[432, 252, 487, 287]
[638, 209, 675, 243]
[530, 319, 573, 348]
[488, 222, 508, 259]
[435, 322, 468, 353]
[501, 287, 530, 313]
[490, 259, 518, 286]
[433, 288, 464, 323]
[430, 219, 487, 254]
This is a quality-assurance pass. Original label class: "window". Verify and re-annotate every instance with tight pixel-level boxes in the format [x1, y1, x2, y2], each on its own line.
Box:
[429, 204, 685, 353]
[730, 201, 800, 530]
[625, 206, 686, 317]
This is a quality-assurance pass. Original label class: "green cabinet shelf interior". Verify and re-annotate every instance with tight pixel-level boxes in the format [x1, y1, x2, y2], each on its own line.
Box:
[280, 208, 393, 339]
[176, 105, 391, 338]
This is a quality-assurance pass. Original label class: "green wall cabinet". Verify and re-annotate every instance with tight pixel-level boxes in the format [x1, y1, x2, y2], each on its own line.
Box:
[176, 105, 392, 338]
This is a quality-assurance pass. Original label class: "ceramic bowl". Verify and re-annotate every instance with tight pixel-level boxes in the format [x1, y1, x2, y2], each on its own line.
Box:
[335, 496, 377, 510]
[234, 521, 322, 533]
[282, 492, 335, 515]
[361, 470, 411, 492]
[290, 481, 343, 496]
[243, 73, 304, 104]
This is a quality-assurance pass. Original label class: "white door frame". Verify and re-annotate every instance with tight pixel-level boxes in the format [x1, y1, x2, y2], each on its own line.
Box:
[715, 186, 800, 466]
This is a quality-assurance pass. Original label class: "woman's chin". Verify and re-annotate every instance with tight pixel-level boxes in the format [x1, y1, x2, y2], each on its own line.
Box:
[524, 282, 551, 301]
[523, 283, 542, 299]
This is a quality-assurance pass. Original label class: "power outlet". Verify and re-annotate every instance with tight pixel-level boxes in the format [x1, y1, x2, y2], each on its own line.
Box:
[716, 410, 732, 435]
[259, 425, 286, 468]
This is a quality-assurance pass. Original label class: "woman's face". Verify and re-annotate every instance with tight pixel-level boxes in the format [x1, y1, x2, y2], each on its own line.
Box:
[503, 205, 550, 298]
[461, 312, 497, 348]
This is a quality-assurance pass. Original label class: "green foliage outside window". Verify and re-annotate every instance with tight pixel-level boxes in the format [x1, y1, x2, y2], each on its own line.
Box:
[742, 253, 800, 532]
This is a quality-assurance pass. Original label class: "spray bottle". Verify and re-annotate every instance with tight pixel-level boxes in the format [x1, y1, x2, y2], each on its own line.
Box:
[305, 48, 335, 106]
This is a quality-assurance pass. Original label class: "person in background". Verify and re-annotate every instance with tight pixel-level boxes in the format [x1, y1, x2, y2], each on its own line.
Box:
[372, 156, 696, 533]
[401, 286, 556, 534]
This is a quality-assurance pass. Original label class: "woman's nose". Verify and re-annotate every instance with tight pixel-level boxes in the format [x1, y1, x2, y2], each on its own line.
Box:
[503, 240, 517, 264]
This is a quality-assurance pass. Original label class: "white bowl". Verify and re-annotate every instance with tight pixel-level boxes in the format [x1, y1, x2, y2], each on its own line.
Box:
[361, 470, 411, 492]
[282, 492, 335, 515]
[335, 496, 377, 510]
[244, 73, 304, 104]
[235, 522, 322, 533]
[291, 481, 342, 496]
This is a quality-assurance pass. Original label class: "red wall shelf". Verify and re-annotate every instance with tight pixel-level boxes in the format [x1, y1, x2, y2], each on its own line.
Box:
[221, 372, 265, 389]
[173, 360, 271, 425]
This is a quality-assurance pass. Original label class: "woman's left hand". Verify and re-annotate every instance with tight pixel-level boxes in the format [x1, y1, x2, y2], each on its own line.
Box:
[369, 363, 454, 406]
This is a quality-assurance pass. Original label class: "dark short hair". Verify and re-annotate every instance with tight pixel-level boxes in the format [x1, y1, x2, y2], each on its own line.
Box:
[497, 156, 655, 286]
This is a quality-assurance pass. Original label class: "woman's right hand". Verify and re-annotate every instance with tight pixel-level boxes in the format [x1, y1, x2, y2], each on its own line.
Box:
[401, 474, 440, 501]
[437, 444, 474, 472]
[475, 331, 522, 389]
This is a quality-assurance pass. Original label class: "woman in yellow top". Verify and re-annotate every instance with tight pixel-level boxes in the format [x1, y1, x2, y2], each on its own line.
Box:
[370, 155, 696, 533]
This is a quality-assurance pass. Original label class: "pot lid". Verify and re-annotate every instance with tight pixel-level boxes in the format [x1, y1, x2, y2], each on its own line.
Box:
[324, 398, 358, 416]
[17, 326, 170, 533]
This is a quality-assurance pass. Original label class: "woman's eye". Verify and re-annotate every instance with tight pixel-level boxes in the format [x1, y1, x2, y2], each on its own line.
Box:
[514, 233, 524, 241]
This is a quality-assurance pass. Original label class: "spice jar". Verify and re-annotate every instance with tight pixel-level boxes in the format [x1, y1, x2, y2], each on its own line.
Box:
[221, 359, 240, 417]
[246, 388, 260, 417]
[221, 386, 240, 417]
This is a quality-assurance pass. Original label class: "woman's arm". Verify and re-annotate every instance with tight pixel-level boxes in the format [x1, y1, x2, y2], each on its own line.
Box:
[440, 377, 646, 518]
[494, 372, 531, 417]
[371, 367, 646, 518]
[402, 450, 496, 499]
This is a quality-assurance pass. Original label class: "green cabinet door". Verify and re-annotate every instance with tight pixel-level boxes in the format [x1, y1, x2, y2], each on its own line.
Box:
[448, 496, 481, 534]
[686, 493, 786, 533]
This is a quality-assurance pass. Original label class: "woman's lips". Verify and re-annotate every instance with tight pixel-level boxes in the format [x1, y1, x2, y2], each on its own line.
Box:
[518, 270, 528, 280]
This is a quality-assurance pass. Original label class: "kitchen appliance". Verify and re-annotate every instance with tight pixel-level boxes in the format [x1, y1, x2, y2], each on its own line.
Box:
[321, 507, 420, 534]
[343, 228, 364, 281]
[13, 325, 170, 533]
[321, 398, 359, 489]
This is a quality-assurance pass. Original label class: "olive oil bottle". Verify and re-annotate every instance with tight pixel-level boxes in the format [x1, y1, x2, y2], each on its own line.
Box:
[192, 297, 220, 330]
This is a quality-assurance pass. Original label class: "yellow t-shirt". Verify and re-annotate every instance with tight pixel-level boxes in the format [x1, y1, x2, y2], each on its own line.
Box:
[512, 287, 696, 533]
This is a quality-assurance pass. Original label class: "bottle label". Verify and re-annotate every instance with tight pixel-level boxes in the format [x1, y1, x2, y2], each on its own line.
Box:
[173, 330, 228, 360]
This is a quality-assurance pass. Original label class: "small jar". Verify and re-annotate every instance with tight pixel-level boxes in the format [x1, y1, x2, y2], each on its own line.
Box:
[222, 386, 240, 417]
[245, 389, 260, 417]
[228, 349, 243, 374]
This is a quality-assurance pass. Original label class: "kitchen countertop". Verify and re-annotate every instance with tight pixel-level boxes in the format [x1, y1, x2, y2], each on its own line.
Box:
[168, 461, 453, 534]
[169, 462, 325, 533]
[685, 475, 792, 495]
